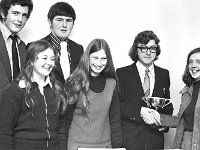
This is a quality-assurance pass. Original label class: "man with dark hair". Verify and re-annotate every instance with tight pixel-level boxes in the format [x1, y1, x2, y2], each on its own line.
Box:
[28, 2, 83, 84]
[0, 0, 33, 100]
[116, 30, 174, 150]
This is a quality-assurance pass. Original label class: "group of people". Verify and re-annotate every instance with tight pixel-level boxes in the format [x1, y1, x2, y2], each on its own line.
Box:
[0, 0, 199, 150]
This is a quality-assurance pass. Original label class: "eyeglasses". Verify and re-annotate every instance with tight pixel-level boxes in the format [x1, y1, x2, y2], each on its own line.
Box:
[137, 46, 157, 53]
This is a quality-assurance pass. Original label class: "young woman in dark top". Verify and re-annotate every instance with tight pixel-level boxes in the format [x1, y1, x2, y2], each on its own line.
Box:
[151, 47, 200, 150]
[0, 40, 67, 150]
[65, 38, 122, 150]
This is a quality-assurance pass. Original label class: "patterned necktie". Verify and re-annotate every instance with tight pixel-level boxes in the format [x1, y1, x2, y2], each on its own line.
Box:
[143, 68, 150, 97]
[60, 41, 70, 80]
[10, 35, 20, 80]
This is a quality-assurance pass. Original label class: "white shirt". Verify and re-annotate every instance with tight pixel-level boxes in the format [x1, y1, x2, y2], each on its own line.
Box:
[136, 61, 155, 97]
[0, 22, 21, 79]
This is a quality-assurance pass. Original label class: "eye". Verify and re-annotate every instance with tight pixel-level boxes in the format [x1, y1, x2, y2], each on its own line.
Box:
[150, 46, 157, 50]
[51, 57, 55, 61]
[22, 14, 28, 19]
[66, 18, 73, 22]
[189, 60, 193, 65]
[197, 60, 200, 64]
[56, 18, 62, 22]
[101, 58, 107, 61]
[12, 11, 19, 15]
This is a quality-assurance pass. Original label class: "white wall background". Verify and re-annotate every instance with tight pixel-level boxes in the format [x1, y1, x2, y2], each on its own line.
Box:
[19, 0, 200, 148]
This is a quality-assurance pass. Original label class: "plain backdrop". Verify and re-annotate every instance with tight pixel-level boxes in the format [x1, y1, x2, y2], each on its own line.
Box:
[17, 0, 200, 148]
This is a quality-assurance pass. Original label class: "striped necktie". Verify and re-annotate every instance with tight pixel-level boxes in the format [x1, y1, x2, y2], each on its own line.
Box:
[143, 68, 150, 97]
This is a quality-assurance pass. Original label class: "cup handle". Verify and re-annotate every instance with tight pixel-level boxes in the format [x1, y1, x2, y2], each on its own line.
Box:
[162, 99, 172, 108]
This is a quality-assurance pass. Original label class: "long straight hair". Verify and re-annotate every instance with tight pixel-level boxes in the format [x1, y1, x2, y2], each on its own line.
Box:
[17, 40, 67, 115]
[65, 38, 117, 115]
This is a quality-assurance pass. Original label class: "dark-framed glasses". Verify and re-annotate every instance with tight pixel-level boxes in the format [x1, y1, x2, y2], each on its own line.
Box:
[137, 46, 157, 53]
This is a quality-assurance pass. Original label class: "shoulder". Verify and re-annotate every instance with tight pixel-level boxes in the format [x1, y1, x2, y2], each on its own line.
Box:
[42, 34, 51, 41]
[68, 39, 83, 50]
[116, 63, 135, 74]
[1, 81, 22, 99]
[154, 64, 169, 74]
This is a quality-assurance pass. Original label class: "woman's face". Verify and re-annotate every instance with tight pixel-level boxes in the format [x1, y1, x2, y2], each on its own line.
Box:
[89, 49, 107, 76]
[189, 52, 200, 81]
[32, 48, 55, 79]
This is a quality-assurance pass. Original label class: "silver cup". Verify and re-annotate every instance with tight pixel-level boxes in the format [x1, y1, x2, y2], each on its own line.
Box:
[146, 97, 172, 110]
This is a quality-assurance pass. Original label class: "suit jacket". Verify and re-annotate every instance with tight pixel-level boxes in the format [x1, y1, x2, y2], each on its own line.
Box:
[0, 30, 26, 100]
[116, 62, 174, 150]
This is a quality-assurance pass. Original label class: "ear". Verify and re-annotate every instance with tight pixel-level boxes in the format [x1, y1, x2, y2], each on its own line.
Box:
[48, 19, 52, 28]
[0, 11, 5, 20]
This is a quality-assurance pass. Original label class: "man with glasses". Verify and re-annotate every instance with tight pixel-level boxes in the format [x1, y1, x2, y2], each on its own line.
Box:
[116, 30, 173, 150]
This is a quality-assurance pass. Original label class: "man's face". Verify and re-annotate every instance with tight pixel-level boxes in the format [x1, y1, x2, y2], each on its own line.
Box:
[49, 16, 74, 41]
[137, 40, 157, 67]
[1, 4, 29, 34]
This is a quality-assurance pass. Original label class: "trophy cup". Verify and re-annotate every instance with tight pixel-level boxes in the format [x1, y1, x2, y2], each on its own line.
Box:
[146, 97, 172, 110]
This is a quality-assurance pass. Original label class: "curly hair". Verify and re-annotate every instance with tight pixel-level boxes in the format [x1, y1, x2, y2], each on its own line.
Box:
[129, 30, 161, 61]
[0, 0, 33, 21]
[65, 38, 117, 116]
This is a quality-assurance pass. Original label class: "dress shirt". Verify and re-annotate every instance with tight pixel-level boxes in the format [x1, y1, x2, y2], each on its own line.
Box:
[136, 61, 155, 97]
[0, 22, 21, 79]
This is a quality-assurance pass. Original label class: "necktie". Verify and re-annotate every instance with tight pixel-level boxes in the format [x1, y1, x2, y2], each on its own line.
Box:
[60, 41, 70, 80]
[143, 68, 150, 97]
[10, 35, 20, 80]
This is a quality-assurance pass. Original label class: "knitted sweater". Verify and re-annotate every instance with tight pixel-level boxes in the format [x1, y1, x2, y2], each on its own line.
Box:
[0, 81, 67, 150]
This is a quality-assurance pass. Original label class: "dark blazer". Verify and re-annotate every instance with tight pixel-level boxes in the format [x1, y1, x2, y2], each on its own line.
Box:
[116, 62, 174, 150]
[0, 31, 26, 100]
[42, 34, 84, 84]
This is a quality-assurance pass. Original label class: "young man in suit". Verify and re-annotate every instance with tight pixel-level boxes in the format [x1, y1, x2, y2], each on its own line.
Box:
[28, 2, 84, 84]
[0, 0, 33, 100]
[116, 30, 174, 150]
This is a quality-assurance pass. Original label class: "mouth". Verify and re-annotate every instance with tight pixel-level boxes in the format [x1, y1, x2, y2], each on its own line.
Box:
[93, 65, 104, 70]
[13, 23, 22, 28]
[190, 68, 200, 74]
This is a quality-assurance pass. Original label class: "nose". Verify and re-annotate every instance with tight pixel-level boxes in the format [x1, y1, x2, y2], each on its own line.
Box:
[17, 14, 23, 22]
[46, 59, 55, 67]
[62, 20, 67, 27]
[146, 48, 151, 55]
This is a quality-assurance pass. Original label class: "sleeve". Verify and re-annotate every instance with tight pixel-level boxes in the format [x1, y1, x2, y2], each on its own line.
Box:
[160, 114, 179, 128]
[159, 70, 174, 116]
[116, 69, 143, 122]
[109, 87, 122, 148]
[0, 85, 21, 150]
[58, 103, 76, 150]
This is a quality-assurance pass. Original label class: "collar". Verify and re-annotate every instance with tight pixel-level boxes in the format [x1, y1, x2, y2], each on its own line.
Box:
[136, 61, 155, 78]
[19, 76, 52, 88]
[49, 32, 68, 50]
[0, 22, 20, 43]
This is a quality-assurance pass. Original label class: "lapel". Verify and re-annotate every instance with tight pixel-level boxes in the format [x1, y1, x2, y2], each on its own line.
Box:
[152, 65, 165, 96]
[0, 31, 12, 82]
[131, 63, 144, 94]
